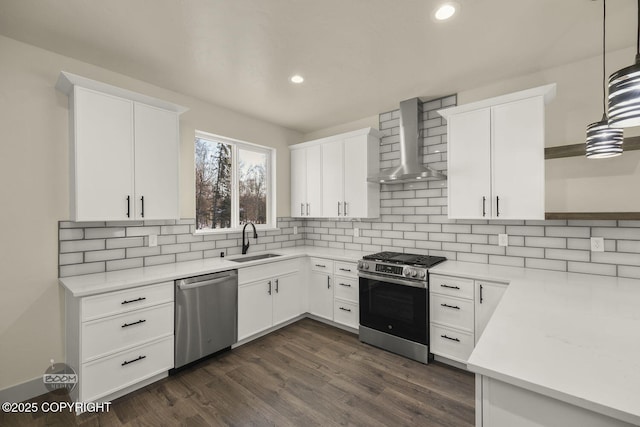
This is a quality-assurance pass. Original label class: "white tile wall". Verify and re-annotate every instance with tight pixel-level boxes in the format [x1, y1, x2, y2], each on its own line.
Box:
[301, 95, 640, 280]
[58, 218, 304, 277]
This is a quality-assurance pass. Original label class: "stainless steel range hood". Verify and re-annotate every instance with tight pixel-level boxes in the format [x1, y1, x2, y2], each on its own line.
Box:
[368, 98, 447, 183]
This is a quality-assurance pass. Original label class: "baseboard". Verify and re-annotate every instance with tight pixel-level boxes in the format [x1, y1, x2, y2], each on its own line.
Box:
[0, 376, 49, 404]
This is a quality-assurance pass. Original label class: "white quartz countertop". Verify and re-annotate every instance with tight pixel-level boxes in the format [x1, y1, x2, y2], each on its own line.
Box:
[432, 261, 640, 425]
[59, 245, 367, 297]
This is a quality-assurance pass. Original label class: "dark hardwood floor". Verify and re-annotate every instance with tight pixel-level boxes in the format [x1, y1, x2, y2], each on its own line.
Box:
[1, 319, 475, 426]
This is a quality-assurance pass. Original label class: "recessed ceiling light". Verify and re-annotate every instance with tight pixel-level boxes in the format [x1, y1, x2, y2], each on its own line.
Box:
[290, 75, 304, 84]
[434, 3, 456, 21]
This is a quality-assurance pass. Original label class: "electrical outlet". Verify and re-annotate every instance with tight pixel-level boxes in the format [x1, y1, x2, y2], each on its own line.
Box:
[354, 227, 359, 237]
[148, 234, 158, 247]
[591, 237, 605, 252]
[498, 234, 508, 247]
[293, 226, 298, 235]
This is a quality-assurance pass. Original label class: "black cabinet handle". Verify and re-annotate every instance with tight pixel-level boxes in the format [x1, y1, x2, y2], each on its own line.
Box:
[268, 280, 272, 295]
[306, 203, 310, 216]
[339, 307, 351, 312]
[121, 355, 146, 366]
[275, 279, 279, 293]
[441, 334, 460, 343]
[337, 201, 341, 216]
[339, 283, 351, 287]
[344, 201, 348, 216]
[315, 264, 326, 268]
[121, 297, 146, 305]
[126, 195, 130, 218]
[339, 268, 352, 272]
[480, 284, 484, 304]
[122, 319, 146, 328]
[440, 303, 460, 310]
[496, 196, 500, 217]
[327, 276, 331, 289]
[482, 196, 486, 217]
[440, 284, 460, 290]
[140, 196, 144, 218]
[301, 203, 304, 216]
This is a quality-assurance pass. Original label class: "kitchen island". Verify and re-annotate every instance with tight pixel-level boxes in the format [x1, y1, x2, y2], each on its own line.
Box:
[432, 261, 640, 426]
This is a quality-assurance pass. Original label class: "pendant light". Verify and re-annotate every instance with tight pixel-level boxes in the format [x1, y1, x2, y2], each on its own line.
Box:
[608, 0, 640, 128]
[586, 0, 624, 158]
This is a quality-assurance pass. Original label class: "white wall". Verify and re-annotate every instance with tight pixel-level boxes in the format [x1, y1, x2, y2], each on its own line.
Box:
[0, 34, 300, 392]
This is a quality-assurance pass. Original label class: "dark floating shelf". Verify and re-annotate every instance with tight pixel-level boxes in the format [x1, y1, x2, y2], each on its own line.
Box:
[545, 136, 640, 160]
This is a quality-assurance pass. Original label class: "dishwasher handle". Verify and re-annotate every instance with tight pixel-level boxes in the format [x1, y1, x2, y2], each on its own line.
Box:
[177, 272, 236, 290]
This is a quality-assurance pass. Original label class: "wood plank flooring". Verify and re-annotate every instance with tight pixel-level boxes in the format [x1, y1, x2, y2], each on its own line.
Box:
[1, 319, 475, 426]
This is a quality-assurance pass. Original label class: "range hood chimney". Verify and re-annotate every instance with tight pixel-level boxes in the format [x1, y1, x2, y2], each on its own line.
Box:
[368, 98, 447, 183]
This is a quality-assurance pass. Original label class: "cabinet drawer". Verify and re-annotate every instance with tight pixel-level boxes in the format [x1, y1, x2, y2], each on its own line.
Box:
[334, 276, 358, 302]
[239, 259, 300, 284]
[310, 258, 334, 273]
[430, 294, 474, 332]
[82, 282, 173, 321]
[82, 303, 173, 362]
[333, 299, 359, 329]
[334, 261, 357, 279]
[430, 324, 474, 363]
[81, 336, 173, 401]
[430, 275, 474, 299]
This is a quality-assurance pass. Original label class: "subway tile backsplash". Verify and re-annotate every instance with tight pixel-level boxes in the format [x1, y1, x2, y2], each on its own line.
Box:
[59, 94, 640, 280]
[58, 218, 304, 277]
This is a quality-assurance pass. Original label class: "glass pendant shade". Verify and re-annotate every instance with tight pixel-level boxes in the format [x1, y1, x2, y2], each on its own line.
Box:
[608, 60, 640, 128]
[586, 116, 624, 158]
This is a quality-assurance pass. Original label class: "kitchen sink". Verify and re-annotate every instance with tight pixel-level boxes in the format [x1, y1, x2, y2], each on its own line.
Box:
[229, 253, 282, 263]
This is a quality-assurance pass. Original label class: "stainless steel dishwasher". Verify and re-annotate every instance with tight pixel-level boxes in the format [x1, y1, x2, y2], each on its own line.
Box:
[174, 269, 238, 369]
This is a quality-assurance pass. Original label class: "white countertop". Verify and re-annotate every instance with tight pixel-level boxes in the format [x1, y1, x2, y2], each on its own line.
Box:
[59, 245, 367, 297]
[433, 261, 640, 425]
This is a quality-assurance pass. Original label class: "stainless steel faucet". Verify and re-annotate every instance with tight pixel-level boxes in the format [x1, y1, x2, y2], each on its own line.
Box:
[242, 222, 258, 254]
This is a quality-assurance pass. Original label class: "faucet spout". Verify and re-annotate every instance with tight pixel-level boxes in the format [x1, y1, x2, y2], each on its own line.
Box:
[242, 222, 258, 254]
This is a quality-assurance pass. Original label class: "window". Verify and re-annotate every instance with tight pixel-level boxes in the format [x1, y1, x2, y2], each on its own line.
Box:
[195, 131, 275, 232]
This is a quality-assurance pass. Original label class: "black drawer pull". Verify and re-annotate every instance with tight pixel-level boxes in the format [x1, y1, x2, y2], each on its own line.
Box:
[121, 297, 146, 305]
[121, 355, 146, 366]
[441, 334, 460, 342]
[441, 303, 460, 310]
[122, 319, 146, 328]
[339, 283, 351, 287]
[315, 264, 327, 268]
[339, 268, 352, 272]
[440, 284, 460, 290]
[339, 307, 352, 312]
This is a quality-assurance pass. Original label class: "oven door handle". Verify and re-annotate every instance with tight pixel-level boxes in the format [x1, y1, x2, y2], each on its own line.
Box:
[358, 272, 427, 289]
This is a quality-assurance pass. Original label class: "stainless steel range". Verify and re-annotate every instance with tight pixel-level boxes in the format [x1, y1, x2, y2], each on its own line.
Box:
[357, 251, 446, 364]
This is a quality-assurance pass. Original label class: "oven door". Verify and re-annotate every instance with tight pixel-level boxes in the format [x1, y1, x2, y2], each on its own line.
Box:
[359, 272, 427, 345]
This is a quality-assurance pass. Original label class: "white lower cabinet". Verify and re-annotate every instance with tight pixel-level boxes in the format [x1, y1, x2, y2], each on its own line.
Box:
[308, 258, 335, 320]
[238, 259, 304, 341]
[430, 274, 507, 364]
[65, 281, 174, 404]
[332, 261, 359, 329]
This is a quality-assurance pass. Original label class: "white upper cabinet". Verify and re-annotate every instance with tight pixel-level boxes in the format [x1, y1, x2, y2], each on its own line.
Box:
[439, 84, 555, 220]
[290, 144, 322, 217]
[57, 72, 187, 222]
[290, 127, 381, 218]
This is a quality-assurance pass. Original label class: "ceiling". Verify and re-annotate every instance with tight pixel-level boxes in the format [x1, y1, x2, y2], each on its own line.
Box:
[0, 0, 635, 133]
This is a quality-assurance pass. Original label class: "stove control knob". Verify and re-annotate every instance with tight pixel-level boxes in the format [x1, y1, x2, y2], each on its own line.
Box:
[403, 268, 411, 277]
[363, 262, 369, 270]
[410, 269, 417, 278]
[418, 271, 426, 279]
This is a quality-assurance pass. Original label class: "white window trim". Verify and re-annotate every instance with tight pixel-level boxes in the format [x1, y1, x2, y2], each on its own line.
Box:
[194, 130, 276, 234]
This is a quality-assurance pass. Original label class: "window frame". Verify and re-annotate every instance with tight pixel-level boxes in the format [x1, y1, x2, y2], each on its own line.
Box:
[194, 130, 276, 234]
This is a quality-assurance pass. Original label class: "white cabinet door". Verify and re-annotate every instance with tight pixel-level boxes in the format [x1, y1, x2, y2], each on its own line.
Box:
[273, 271, 303, 325]
[321, 140, 344, 217]
[492, 97, 545, 220]
[308, 271, 334, 320]
[133, 103, 179, 220]
[306, 145, 322, 217]
[238, 280, 273, 341]
[290, 148, 307, 218]
[447, 108, 492, 219]
[73, 87, 134, 221]
[343, 135, 368, 218]
[475, 281, 507, 343]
